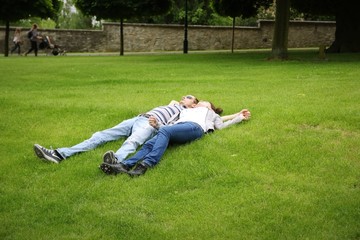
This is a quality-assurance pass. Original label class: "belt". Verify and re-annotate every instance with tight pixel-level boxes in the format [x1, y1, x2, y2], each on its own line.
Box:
[138, 113, 152, 118]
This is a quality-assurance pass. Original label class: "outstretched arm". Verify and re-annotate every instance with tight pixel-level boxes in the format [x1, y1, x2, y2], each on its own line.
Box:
[221, 109, 251, 121]
[214, 109, 251, 130]
[221, 113, 237, 121]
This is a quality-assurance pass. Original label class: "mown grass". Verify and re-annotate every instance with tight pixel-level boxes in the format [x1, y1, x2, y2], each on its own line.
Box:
[0, 50, 359, 239]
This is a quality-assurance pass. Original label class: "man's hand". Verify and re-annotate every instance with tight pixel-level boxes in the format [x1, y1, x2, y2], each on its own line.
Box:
[149, 116, 158, 128]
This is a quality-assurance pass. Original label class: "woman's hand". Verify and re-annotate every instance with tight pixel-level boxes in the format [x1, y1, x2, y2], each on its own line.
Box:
[239, 109, 251, 120]
[149, 116, 158, 128]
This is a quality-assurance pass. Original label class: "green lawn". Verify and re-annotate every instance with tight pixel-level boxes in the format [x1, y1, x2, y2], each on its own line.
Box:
[0, 50, 359, 239]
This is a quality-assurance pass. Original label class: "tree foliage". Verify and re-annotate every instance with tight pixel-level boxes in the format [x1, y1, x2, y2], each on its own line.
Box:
[74, 0, 171, 21]
[74, 0, 133, 20]
[74, 0, 172, 55]
[212, 0, 272, 52]
[291, 0, 360, 52]
[57, 0, 92, 29]
[291, 0, 337, 16]
[0, 0, 61, 57]
[0, 0, 61, 22]
[130, 0, 215, 25]
[212, 0, 271, 18]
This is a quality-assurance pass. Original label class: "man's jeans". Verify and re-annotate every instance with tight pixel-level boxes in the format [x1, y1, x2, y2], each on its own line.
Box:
[123, 122, 204, 168]
[57, 116, 156, 162]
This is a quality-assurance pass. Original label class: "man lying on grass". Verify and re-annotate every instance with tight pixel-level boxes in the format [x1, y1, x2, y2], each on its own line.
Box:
[100, 101, 251, 177]
[34, 95, 200, 164]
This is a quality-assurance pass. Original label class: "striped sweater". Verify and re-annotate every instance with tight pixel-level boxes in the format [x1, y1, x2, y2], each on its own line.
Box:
[146, 104, 184, 126]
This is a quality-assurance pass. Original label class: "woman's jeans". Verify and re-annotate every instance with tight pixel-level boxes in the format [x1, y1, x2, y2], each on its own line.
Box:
[57, 116, 156, 162]
[123, 122, 204, 168]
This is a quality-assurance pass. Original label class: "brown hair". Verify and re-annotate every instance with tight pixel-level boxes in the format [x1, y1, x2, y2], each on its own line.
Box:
[209, 102, 223, 115]
[193, 97, 199, 104]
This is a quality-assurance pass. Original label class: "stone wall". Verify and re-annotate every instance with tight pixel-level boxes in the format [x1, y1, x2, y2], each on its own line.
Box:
[0, 20, 335, 54]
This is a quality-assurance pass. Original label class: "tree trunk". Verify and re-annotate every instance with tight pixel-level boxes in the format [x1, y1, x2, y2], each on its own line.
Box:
[183, 0, 188, 54]
[271, 0, 290, 59]
[326, 4, 360, 53]
[120, 18, 124, 56]
[231, 17, 235, 53]
[4, 21, 10, 57]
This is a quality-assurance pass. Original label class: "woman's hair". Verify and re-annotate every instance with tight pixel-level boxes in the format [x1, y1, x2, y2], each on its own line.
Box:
[193, 97, 199, 104]
[32, 24, 38, 30]
[209, 102, 223, 115]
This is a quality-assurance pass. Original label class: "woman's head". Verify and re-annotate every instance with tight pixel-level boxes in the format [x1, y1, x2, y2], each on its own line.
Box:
[196, 101, 223, 115]
[32, 24, 38, 29]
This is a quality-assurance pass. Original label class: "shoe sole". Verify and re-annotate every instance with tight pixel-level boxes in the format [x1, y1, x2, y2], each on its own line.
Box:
[102, 151, 116, 164]
[99, 163, 116, 175]
[100, 163, 130, 175]
[33, 144, 59, 164]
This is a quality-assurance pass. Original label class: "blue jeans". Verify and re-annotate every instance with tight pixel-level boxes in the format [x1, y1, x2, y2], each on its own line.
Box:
[57, 116, 156, 162]
[123, 122, 204, 168]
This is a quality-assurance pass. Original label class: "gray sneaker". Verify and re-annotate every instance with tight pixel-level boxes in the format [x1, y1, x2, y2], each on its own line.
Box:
[34, 144, 63, 164]
[103, 150, 118, 164]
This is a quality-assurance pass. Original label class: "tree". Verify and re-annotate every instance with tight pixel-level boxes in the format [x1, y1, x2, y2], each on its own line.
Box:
[291, 0, 360, 53]
[0, 0, 61, 57]
[271, 0, 290, 59]
[74, 0, 171, 55]
[213, 0, 272, 53]
[138, 0, 214, 25]
[57, 0, 93, 29]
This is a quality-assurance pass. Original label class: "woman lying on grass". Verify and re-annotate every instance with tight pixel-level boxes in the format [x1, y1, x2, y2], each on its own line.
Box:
[100, 101, 251, 177]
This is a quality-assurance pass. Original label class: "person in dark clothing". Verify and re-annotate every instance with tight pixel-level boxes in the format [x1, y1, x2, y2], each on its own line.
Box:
[24, 24, 42, 56]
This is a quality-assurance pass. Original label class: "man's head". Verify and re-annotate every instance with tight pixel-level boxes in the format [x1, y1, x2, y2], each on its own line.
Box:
[179, 95, 199, 108]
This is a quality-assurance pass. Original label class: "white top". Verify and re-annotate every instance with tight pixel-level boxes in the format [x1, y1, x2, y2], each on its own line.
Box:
[175, 107, 209, 131]
[174, 107, 245, 132]
[13, 33, 21, 43]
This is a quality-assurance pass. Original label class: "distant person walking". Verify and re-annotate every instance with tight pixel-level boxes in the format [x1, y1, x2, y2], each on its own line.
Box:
[24, 24, 42, 56]
[10, 28, 22, 55]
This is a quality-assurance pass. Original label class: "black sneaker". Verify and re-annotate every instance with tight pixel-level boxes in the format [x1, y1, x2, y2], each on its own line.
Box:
[127, 162, 149, 177]
[34, 144, 63, 164]
[100, 162, 130, 175]
[103, 150, 118, 164]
